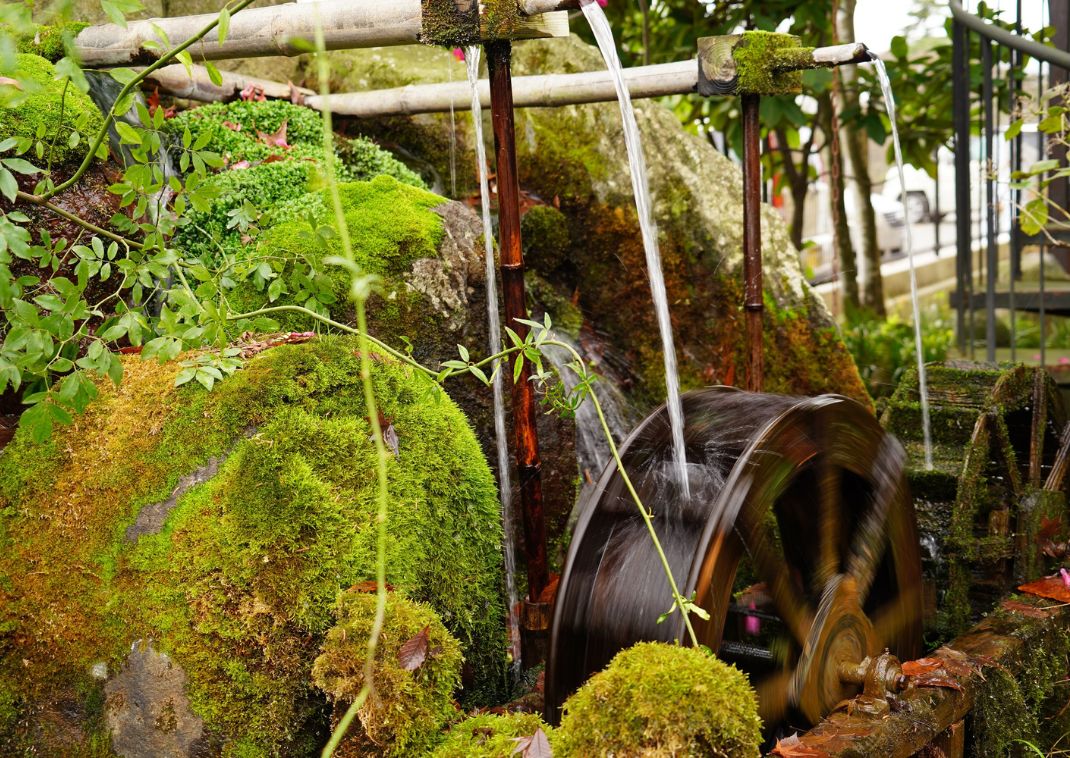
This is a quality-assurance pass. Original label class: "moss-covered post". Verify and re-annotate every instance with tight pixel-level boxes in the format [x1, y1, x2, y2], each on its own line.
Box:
[698, 32, 870, 392]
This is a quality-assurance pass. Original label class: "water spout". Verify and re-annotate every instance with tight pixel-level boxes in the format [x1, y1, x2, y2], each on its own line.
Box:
[870, 54, 933, 470]
[579, 0, 690, 498]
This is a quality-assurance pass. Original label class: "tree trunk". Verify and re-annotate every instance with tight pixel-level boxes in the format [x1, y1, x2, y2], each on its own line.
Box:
[837, 0, 884, 315]
[820, 91, 860, 313]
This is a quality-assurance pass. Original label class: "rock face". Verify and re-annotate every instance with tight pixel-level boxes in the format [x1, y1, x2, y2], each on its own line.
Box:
[0, 337, 508, 755]
[324, 37, 868, 408]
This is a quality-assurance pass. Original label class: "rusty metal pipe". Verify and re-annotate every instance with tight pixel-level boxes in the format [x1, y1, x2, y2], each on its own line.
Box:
[486, 41, 550, 617]
[741, 93, 764, 393]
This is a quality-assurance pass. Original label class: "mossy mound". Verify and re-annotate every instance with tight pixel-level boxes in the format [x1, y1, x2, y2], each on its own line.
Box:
[431, 711, 555, 758]
[555, 642, 762, 757]
[313, 591, 462, 756]
[167, 100, 424, 261]
[0, 336, 507, 754]
[0, 54, 103, 165]
[321, 38, 869, 410]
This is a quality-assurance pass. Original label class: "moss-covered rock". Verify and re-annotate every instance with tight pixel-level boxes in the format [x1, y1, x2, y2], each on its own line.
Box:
[0, 54, 103, 166]
[0, 336, 508, 754]
[430, 711, 555, 758]
[322, 37, 869, 410]
[555, 642, 761, 757]
[313, 591, 462, 757]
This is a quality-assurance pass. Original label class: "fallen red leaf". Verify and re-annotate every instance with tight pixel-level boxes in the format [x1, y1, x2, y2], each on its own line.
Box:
[912, 674, 963, 692]
[349, 580, 395, 594]
[1001, 599, 1053, 619]
[1019, 573, 1070, 603]
[240, 83, 265, 102]
[288, 80, 306, 105]
[257, 120, 290, 149]
[262, 153, 287, 164]
[397, 625, 430, 671]
[902, 657, 944, 676]
[0, 76, 23, 90]
[222, 120, 243, 132]
[511, 727, 552, 757]
[770, 733, 830, 757]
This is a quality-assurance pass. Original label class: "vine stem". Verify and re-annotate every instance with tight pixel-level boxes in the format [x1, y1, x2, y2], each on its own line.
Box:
[15, 190, 143, 250]
[228, 303, 703, 650]
[38, 0, 258, 202]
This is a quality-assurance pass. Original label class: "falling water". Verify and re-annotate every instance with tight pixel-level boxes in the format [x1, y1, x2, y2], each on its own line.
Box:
[465, 45, 522, 671]
[447, 53, 458, 199]
[871, 56, 933, 469]
[579, 0, 690, 498]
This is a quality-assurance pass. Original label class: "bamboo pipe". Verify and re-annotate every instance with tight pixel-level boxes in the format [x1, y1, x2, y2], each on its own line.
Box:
[741, 93, 763, 392]
[307, 60, 698, 117]
[138, 64, 313, 102]
[72, 0, 570, 68]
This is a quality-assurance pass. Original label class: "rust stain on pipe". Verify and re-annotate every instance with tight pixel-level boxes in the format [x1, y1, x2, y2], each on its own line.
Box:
[742, 93, 764, 393]
[487, 40, 550, 608]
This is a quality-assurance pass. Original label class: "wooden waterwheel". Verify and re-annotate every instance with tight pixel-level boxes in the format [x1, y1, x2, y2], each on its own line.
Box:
[546, 388, 923, 732]
[881, 362, 1070, 635]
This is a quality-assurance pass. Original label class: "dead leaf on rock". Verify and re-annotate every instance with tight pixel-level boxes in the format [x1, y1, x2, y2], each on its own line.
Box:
[397, 625, 430, 671]
[1019, 573, 1070, 603]
[512, 727, 552, 757]
[770, 733, 830, 757]
[902, 657, 944, 676]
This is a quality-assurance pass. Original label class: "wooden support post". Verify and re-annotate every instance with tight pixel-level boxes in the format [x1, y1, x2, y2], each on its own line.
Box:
[486, 39, 550, 666]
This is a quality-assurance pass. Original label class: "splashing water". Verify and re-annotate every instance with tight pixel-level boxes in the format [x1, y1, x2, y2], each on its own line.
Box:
[465, 46, 522, 671]
[579, 0, 690, 497]
[871, 56, 933, 470]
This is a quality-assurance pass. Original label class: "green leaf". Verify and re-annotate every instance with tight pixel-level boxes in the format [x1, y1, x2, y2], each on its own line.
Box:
[115, 122, 142, 145]
[1021, 197, 1049, 236]
[1, 157, 37, 175]
[0, 167, 16, 203]
[890, 35, 908, 59]
[1005, 119, 1024, 141]
[217, 6, 231, 45]
[108, 67, 139, 85]
[457, 344, 469, 362]
[205, 60, 223, 87]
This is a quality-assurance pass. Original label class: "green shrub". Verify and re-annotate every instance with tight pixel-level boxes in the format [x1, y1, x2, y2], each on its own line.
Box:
[313, 591, 462, 756]
[0, 54, 103, 165]
[431, 712, 554, 758]
[555, 642, 762, 758]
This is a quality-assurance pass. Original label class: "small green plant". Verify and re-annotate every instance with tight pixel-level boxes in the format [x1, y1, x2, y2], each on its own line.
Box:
[841, 306, 954, 399]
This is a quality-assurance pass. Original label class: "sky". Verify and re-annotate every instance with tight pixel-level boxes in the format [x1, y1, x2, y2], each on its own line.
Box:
[853, 0, 1049, 54]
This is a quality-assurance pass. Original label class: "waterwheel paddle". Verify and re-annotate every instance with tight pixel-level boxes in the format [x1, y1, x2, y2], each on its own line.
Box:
[546, 388, 923, 730]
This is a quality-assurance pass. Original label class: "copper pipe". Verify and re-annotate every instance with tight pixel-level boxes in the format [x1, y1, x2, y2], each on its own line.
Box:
[742, 93, 764, 393]
[486, 41, 550, 609]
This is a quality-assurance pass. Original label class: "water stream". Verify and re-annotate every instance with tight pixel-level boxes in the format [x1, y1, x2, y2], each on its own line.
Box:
[465, 46, 522, 672]
[871, 56, 933, 469]
[579, 0, 690, 498]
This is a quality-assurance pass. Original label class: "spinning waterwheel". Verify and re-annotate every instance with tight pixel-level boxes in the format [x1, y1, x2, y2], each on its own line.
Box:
[546, 388, 923, 731]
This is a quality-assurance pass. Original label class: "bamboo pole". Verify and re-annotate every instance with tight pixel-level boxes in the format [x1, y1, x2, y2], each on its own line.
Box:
[72, 0, 569, 68]
[139, 63, 312, 102]
[308, 60, 697, 117]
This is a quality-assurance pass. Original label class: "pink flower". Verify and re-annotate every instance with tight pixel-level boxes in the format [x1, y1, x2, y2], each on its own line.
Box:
[597, 0, 608, 5]
[452, 48, 465, 62]
[1061, 568, 1070, 589]
[744, 602, 761, 636]
[1060, 357, 1070, 365]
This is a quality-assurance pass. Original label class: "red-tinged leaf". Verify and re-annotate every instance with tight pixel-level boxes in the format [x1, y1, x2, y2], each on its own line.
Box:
[398, 625, 430, 671]
[902, 657, 944, 676]
[770, 733, 830, 757]
[0, 77, 22, 90]
[1001, 599, 1052, 619]
[257, 120, 290, 149]
[147, 87, 160, 112]
[230, 160, 251, 170]
[349, 580, 395, 593]
[1020, 573, 1070, 603]
[222, 120, 243, 132]
[263, 153, 287, 164]
[913, 674, 963, 692]
[288, 80, 306, 105]
[511, 728, 552, 757]
[117, 345, 142, 354]
[240, 83, 265, 102]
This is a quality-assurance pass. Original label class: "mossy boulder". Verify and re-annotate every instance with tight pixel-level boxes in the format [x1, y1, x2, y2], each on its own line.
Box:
[555, 642, 762, 757]
[313, 591, 462, 757]
[322, 37, 868, 408]
[0, 336, 508, 755]
[431, 711, 555, 757]
[0, 53, 103, 165]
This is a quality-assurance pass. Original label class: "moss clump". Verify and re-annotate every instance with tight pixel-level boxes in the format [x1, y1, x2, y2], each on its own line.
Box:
[2, 22, 88, 61]
[732, 32, 804, 96]
[420, 0, 480, 48]
[0, 54, 103, 165]
[228, 175, 447, 328]
[556, 642, 761, 757]
[431, 712, 554, 758]
[0, 337, 508, 753]
[313, 591, 461, 756]
[521, 205, 571, 273]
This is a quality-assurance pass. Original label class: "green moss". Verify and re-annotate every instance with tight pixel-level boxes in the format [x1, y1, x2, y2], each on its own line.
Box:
[313, 591, 462, 756]
[167, 100, 327, 154]
[0, 54, 103, 165]
[521, 205, 571, 273]
[481, 0, 520, 41]
[420, 0, 481, 48]
[431, 712, 554, 758]
[555, 642, 761, 757]
[228, 176, 446, 328]
[0, 337, 508, 753]
[0, 676, 17, 744]
[732, 32, 804, 96]
[4, 22, 89, 61]
[527, 273, 583, 339]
